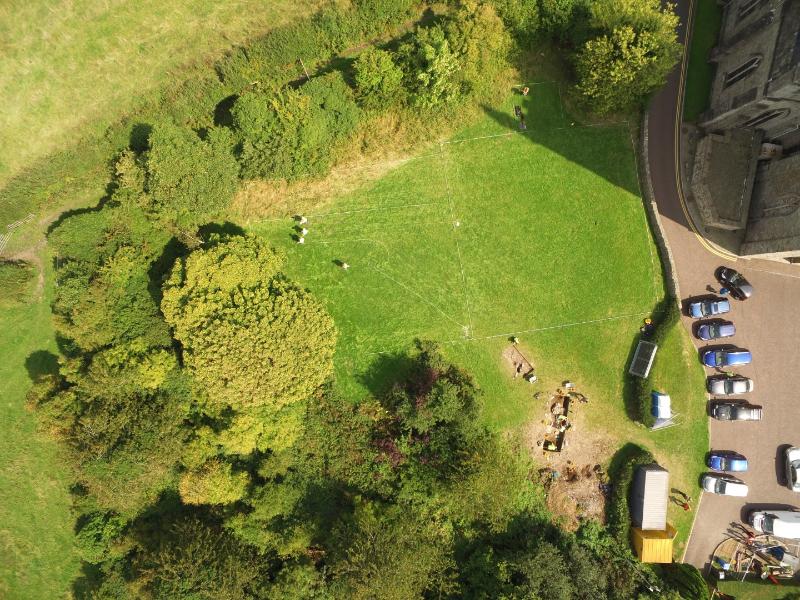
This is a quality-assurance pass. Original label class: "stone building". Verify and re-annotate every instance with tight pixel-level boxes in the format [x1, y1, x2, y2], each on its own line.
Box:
[690, 0, 800, 261]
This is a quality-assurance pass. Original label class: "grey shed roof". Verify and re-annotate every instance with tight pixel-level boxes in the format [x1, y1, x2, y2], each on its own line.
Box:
[630, 464, 669, 531]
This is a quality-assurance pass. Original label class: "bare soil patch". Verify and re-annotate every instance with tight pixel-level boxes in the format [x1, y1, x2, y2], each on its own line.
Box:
[524, 385, 618, 530]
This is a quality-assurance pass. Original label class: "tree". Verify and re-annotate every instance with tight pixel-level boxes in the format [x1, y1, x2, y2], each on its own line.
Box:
[354, 47, 406, 109]
[398, 25, 462, 109]
[55, 245, 172, 353]
[330, 502, 457, 600]
[161, 234, 336, 439]
[574, 0, 680, 114]
[179, 459, 250, 506]
[132, 517, 271, 600]
[445, 1, 512, 97]
[143, 122, 240, 231]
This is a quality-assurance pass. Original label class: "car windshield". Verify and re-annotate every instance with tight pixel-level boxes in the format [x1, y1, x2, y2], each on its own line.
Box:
[719, 457, 728, 470]
[716, 479, 726, 494]
[792, 462, 800, 484]
[715, 351, 724, 364]
[763, 515, 775, 534]
[709, 324, 720, 337]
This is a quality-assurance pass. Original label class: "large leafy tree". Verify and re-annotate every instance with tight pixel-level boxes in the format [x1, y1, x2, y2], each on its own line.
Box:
[574, 0, 680, 114]
[161, 233, 336, 451]
[398, 25, 462, 109]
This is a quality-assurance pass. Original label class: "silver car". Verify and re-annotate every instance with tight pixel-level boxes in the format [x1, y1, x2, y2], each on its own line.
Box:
[786, 447, 800, 492]
[707, 375, 754, 395]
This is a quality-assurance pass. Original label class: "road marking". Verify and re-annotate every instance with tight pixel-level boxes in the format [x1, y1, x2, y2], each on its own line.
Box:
[671, 0, 739, 262]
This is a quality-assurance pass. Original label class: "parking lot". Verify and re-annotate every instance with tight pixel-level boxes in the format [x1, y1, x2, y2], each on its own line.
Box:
[681, 263, 800, 568]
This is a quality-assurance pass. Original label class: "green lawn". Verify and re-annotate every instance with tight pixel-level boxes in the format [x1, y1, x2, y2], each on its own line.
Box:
[683, 0, 723, 121]
[0, 0, 317, 192]
[250, 83, 708, 551]
[717, 579, 800, 599]
[0, 257, 79, 599]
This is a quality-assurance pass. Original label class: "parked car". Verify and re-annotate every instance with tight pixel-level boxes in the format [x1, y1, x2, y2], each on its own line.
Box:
[697, 320, 736, 341]
[707, 451, 748, 472]
[702, 349, 752, 368]
[717, 267, 754, 300]
[702, 474, 749, 496]
[707, 375, 754, 395]
[689, 297, 731, 319]
[786, 447, 800, 493]
[749, 510, 800, 538]
[710, 400, 762, 421]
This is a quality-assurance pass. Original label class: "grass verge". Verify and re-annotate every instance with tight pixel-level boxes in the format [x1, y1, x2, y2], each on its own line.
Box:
[683, 0, 723, 121]
[0, 254, 79, 599]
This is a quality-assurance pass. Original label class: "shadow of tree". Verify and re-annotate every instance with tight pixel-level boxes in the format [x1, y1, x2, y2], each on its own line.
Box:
[356, 351, 415, 397]
[24, 349, 59, 383]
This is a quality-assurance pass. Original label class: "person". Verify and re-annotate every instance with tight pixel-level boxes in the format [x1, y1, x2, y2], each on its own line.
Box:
[297, 236, 305, 244]
[522, 86, 529, 96]
[719, 286, 730, 296]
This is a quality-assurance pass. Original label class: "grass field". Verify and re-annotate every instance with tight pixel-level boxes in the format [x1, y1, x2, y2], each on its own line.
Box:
[251, 83, 708, 550]
[718, 579, 800, 599]
[0, 0, 317, 191]
[683, 0, 723, 121]
[0, 258, 79, 599]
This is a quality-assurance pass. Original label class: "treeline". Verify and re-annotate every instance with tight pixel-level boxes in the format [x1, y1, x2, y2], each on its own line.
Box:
[24, 0, 697, 598]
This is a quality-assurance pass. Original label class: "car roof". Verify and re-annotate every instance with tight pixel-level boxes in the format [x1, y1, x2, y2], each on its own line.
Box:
[719, 323, 736, 335]
[722, 480, 749, 496]
[727, 351, 752, 364]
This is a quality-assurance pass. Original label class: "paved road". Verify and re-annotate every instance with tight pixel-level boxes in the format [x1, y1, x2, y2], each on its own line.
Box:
[646, 0, 800, 570]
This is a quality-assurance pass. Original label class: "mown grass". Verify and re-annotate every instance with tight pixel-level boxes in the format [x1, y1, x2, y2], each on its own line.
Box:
[718, 579, 800, 599]
[0, 256, 79, 599]
[0, 0, 318, 192]
[683, 0, 723, 121]
[250, 84, 708, 553]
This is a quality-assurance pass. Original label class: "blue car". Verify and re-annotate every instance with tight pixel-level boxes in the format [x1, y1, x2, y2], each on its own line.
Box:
[702, 349, 752, 368]
[707, 451, 748, 472]
[697, 320, 736, 341]
[689, 298, 731, 319]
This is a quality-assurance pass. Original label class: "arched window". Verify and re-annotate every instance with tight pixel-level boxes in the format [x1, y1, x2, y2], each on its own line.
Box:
[724, 57, 761, 88]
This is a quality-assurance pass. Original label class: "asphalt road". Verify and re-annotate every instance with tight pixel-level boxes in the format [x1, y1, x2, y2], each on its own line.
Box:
[646, 0, 800, 570]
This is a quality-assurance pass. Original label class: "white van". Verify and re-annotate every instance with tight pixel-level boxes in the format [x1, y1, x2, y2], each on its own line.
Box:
[702, 474, 748, 497]
[749, 510, 800, 539]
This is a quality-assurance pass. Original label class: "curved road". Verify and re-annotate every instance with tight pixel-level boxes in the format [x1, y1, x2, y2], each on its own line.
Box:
[646, 0, 800, 570]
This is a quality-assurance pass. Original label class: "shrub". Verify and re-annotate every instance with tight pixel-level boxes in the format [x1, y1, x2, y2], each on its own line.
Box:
[234, 73, 359, 180]
[606, 443, 656, 545]
[354, 47, 406, 109]
[143, 122, 240, 231]
[490, 0, 541, 39]
[630, 297, 680, 426]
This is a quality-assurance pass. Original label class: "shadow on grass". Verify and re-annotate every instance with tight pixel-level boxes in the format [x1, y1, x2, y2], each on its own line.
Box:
[24, 349, 59, 383]
[356, 351, 415, 397]
[480, 97, 641, 196]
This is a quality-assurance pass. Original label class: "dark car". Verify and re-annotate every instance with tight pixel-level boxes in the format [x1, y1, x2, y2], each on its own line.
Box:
[697, 320, 736, 341]
[689, 297, 731, 319]
[702, 349, 752, 368]
[707, 375, 754, 395]
[717, 267, 754, 300]
[710, 400, 763, 421]
[707, 451, 749, 472]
